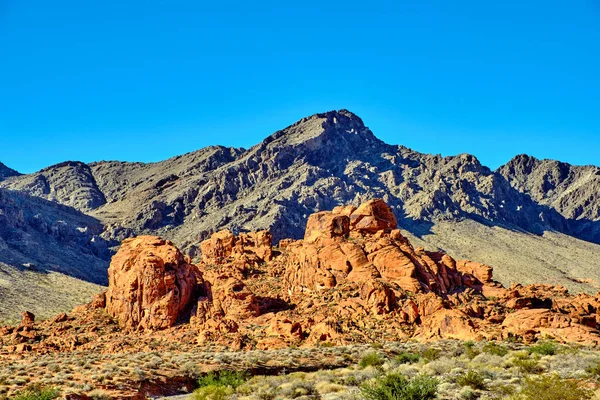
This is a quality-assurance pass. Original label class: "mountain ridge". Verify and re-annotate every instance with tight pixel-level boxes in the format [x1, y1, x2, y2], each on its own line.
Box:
[0, 109, 599, 322]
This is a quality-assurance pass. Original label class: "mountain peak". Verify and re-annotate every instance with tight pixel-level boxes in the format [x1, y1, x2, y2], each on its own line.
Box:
[265, 109, 378, 151]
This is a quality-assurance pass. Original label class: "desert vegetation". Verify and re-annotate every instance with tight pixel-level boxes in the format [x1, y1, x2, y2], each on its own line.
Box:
[3, 340, 600, 399]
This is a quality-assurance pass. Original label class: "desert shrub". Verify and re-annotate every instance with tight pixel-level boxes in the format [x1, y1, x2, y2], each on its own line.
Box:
[491, 382, 516, 397]
[197, 370, 248, 389]
[194, 370, 248, 399]
[483, 342, 508, 357]
[585, 361, 600, 378]
[193, 385, 234, 400]
[529, 341, 558, 356]
[456, 370, 486, 390]
[315, 380, 346, 394]
[360, 352, 386, 368]
[513, 358, 543, 374]
[458, 386, 477, 400]
[361, 373, 438, 400]
[421, 348, 441, 362]
[12, 385, 59, 400]
[395, 352, 421, 364]
[423, 356, 464, 375]
[279, 379, 317, 398]
[88, 390, 111, 400]
[510, 374, 593, 400]
[463, 341, 480, 360]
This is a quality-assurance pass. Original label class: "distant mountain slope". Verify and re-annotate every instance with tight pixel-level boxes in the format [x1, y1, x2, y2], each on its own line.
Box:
[0, 188, 110, 283]
[0, 187, 112, 323]
[403, 220, 600, 296]
[0, 162, 20, 181]
[498, 155, 600, 240]
[1, 109, 599, 304]
[1, 161, 106, 212]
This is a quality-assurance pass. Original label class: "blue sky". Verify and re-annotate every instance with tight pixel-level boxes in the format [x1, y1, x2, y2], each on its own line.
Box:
[0, 1, 599, 173]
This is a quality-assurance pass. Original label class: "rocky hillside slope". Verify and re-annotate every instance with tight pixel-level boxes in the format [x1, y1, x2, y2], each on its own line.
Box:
[0, 188, 110, 323]
[0, 109, 599, 315]
[0, 163, 20, 181]
[499, 154, 600, 237]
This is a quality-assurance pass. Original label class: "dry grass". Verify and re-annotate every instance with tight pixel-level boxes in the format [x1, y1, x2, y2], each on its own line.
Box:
[0, 263, 103, 325]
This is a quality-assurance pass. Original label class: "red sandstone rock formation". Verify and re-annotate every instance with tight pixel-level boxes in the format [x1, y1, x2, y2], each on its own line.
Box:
[20, 311, 35, 328]
[200, 230, 273, 264]
[4, 198, 600, 358]
[105, 236, 203, 330]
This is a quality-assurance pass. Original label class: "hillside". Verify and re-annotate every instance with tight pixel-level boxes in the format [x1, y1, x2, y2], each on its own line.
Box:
[0, 188, 110, 323]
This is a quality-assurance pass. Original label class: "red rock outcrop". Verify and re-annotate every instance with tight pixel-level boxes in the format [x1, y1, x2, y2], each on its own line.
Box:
[4, 198, 600, 364]
[20, 311, 35, 328]
[347, 199, 397, 233]
[105, 236, 203, 330]
[192, 271, 260, 328]
[284, 201, 495, 298]
[200, 230, 273, 264]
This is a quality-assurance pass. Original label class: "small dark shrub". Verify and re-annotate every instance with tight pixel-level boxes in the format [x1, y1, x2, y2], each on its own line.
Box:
[395, 352, 421, 364]
[513, 358, 543, 374]
[585, 361, 600, 378]
[483, 342, 508, 357]
[359, 352, 386, 368]
[13, 385, 59, 400]
[463, 341, 480, 360]
[456, 370, 486, 390]
[197, 370, 248, 389]
[361, 373, 438, 400]
[529, 341, 558, 356]
[421, 348, 441, 362]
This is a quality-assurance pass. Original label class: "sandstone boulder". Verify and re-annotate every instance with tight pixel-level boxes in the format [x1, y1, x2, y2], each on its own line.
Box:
[304, 212, 349, 244]
[105, 236, 203, 330]
[200, 230, 273, 265]
[349, 199, 397, 233]
[20, 311, 35, 327]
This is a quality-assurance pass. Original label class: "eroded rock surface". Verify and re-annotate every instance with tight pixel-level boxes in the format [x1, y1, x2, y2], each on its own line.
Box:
[105, 236, 203, 330]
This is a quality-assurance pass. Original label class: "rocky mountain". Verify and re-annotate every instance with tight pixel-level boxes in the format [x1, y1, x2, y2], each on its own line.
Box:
[499, 154, 600, 238]
[1, 109, 599, 320]
[0, 161, 106, 212]
[0, 187, 110, 323]
[4, 110, 595, 244]
[0, 162, 20, 181]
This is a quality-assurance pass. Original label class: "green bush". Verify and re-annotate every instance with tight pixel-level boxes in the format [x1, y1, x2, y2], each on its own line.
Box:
[359, 352, 386, 368]
[395, 352, 421, 364]
[456, 370, 486, 390]
[361, 373, 438, 400]
[513, 358, 543, 374]
[193, 385, 234, 400]
[421, 348, 441, 362]
[483, 342, 508, 357]
[529, 341, 558, 356]
[585, 361, 600, 378]
[13, 385, 59, 400]
[463, 341, 480, 360]
[510, 374, 593, 400]
[197, 370, 248, 389]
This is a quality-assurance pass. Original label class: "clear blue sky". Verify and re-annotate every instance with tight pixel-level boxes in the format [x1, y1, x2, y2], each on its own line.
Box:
[1, 1, 599, 173]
